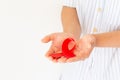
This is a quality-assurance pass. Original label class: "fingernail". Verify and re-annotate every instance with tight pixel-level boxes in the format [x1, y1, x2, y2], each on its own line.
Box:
[66, 60, 70, 63]
[48, 57, 52, 60]
[41, 38, 45, 42]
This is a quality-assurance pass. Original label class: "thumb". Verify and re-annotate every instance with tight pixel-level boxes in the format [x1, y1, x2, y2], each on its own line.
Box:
[41, 34, 54, 43]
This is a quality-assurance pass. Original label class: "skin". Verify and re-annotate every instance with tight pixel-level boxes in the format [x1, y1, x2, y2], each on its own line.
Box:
[42, 6, 120, 63]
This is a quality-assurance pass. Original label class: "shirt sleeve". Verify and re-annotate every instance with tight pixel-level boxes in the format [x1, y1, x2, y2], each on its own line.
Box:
[61, 0, 77, 8]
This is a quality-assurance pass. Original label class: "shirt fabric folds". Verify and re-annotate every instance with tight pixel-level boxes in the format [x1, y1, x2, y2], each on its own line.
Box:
[60, 0, 120, 80]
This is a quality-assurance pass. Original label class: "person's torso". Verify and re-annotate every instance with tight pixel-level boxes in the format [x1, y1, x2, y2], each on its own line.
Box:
[60, 0, 120, 80]
[76, 0, 120, 35]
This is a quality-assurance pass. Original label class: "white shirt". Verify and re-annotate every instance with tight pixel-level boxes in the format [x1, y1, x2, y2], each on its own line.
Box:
[60, 0, 120, 80]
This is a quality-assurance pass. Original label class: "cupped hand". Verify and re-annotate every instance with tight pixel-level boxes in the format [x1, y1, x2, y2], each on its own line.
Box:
[41, 32, 76, 62]
[66, 34, 96, 62]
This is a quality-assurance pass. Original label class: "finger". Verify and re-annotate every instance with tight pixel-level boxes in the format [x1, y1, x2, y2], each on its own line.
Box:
[48, 56, 53, 60]
[45, 45, 61, 58]
[77, 51, 89, 60]
[57, 57, 67, 63]
[47, 56, 54, 61]
[45, 50, 54, 57]
[41, 33, 55, 43]
[83, 52, 90, 58]
[45, 45, 55, 57]
[52, 59, 58, 63]
[78, 51, 90, 60]
[46, 45, 58, 55]
[66, 52, 86, 62]
[66, 57, 80, 62]
[48, 56, 59, 63]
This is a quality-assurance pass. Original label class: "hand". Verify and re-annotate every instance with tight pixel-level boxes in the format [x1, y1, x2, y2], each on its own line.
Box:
[66, 34, 96, 62]
[41, 32, 76, 62]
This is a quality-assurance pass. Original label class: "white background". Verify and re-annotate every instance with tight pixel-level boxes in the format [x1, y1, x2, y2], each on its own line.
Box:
[0, 0, 63, 80]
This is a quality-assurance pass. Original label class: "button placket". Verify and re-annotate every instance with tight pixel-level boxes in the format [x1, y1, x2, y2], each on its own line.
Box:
[92, 1, 103, 34]
[93, 27, 98, 33]
[97, 7, 102, 12]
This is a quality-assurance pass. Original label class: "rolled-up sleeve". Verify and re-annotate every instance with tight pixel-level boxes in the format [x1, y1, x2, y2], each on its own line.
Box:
[61, 0, 77, 8]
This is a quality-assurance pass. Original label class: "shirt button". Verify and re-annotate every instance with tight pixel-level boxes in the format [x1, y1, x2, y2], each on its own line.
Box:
[93, 27, 98, 33]
[97, 8, 102, 12]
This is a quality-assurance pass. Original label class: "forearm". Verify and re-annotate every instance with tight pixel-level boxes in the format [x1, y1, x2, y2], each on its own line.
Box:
[61, 6, 81, 40]
[92, 30, 120, 47]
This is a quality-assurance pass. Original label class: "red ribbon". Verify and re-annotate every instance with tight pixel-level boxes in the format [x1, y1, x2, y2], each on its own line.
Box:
[50, 38, 76, 59]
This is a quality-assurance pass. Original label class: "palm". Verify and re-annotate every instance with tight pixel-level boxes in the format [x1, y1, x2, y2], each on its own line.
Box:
[66, 35, 95, 62]
[74, 39, 93, 59]
[42, 32, 76, 59]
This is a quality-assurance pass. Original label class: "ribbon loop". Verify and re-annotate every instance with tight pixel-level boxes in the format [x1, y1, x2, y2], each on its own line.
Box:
[50, 38, 76, 59]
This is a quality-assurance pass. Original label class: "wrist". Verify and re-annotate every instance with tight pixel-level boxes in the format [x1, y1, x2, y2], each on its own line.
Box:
[82, 34, 96, 47]
[63, 32, 79, 41]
